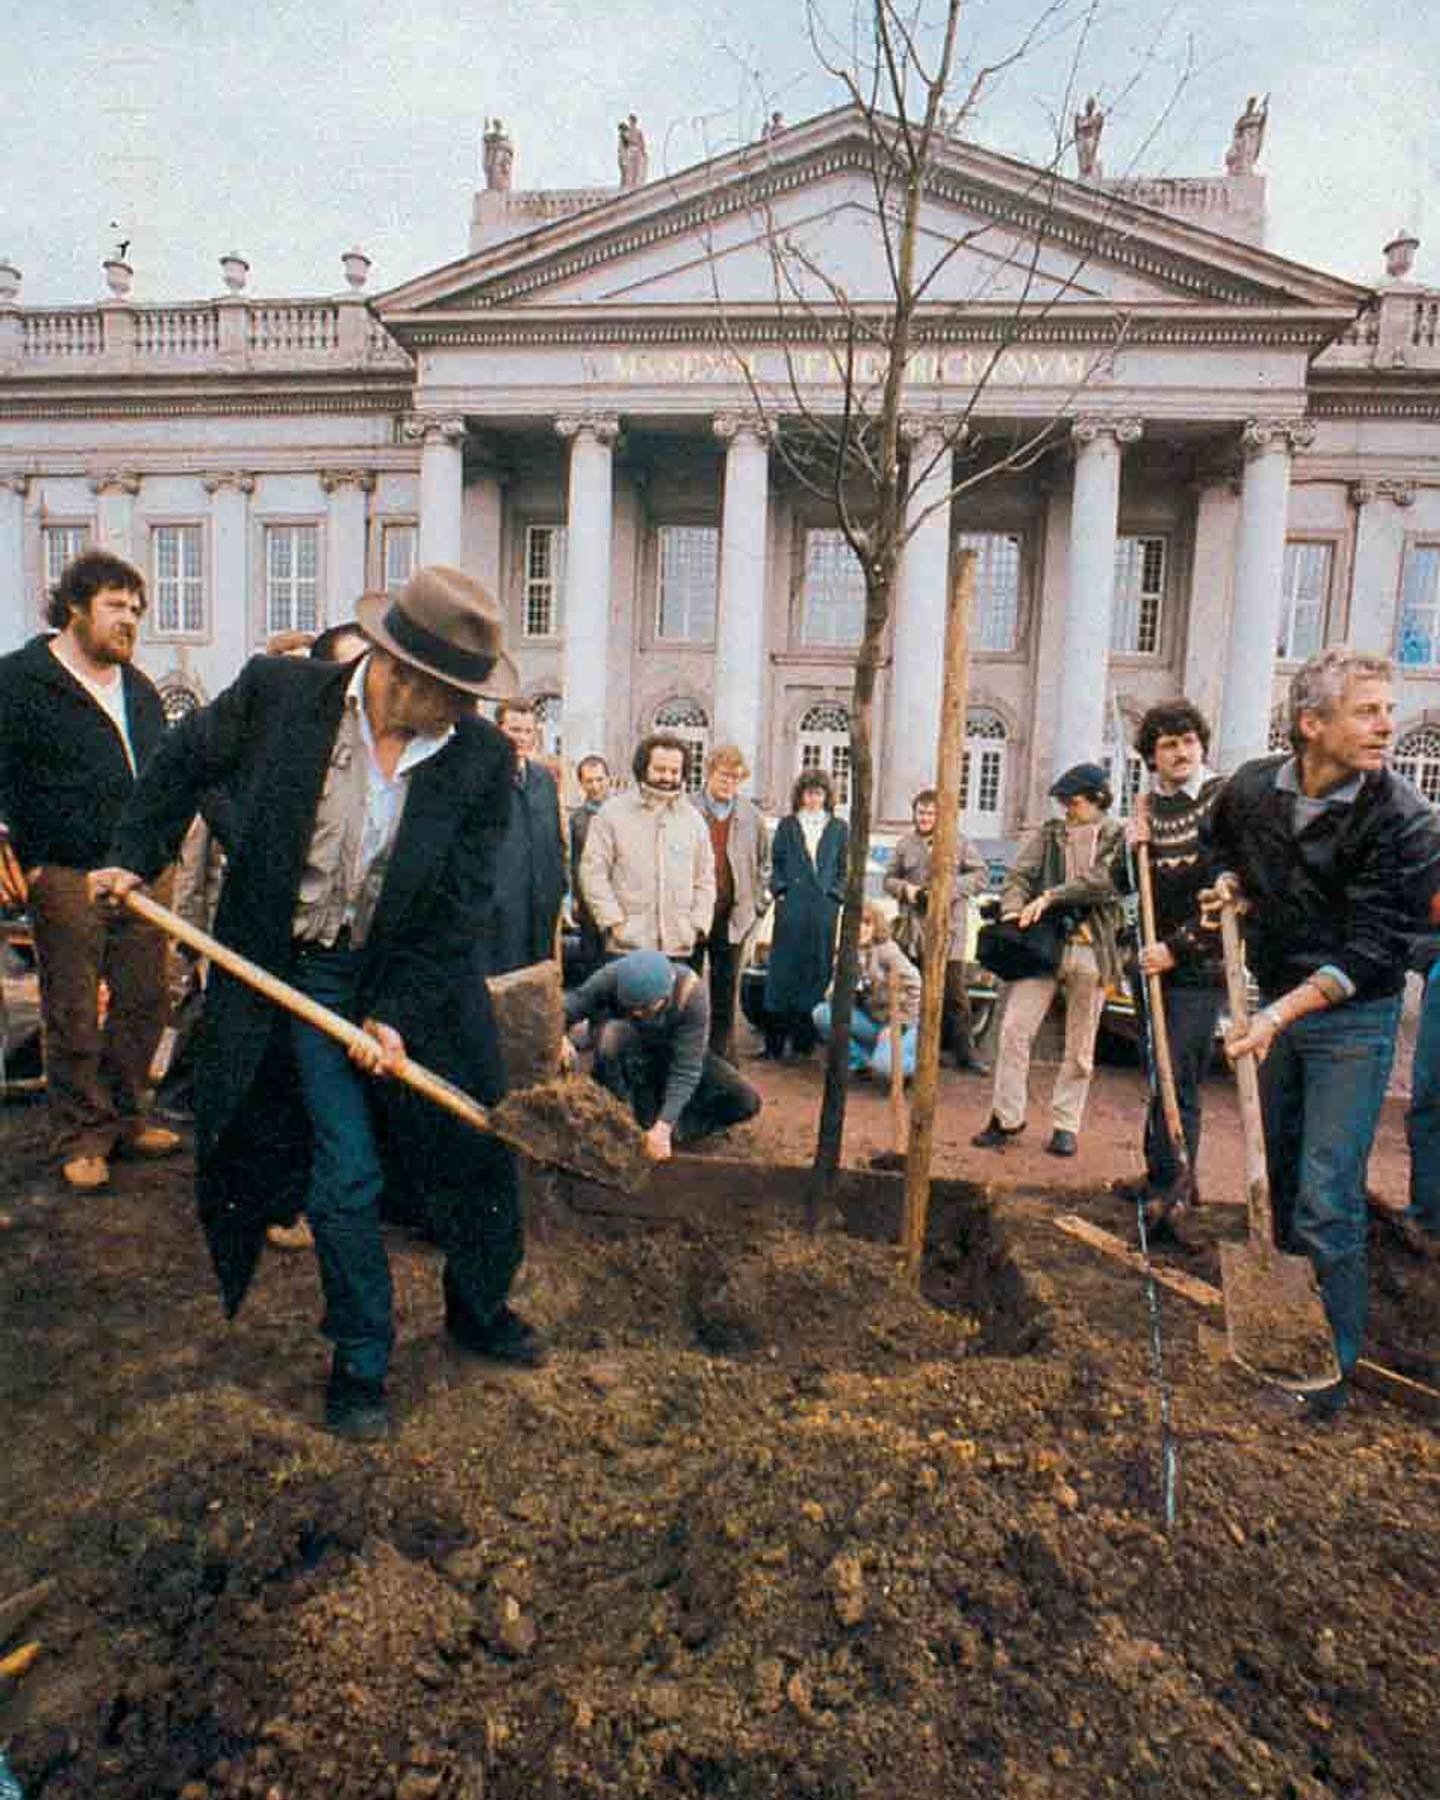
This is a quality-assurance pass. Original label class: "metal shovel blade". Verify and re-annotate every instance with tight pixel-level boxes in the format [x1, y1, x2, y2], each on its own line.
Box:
[1218, 1239, 1341, 1389]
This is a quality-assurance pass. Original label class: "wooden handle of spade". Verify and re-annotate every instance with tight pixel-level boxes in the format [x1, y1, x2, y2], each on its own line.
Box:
[119, 887, 499, 1139]
[1135, 834, 1190, 1180]
[1218, 897, 1276, 1249]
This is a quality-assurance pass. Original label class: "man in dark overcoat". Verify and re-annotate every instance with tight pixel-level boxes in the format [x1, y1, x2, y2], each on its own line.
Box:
[90, 567, 544, 1440]
[482, 697, 567, 975]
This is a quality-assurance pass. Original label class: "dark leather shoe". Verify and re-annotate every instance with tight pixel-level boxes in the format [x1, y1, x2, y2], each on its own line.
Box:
[1300, 1378, 1350, 1425]
[448, 1305, 550, 1369]
[325, 1368, 391, 1442]
[951, 1052, 991, 1075]
[1045, 1129, 1078, 1157]
[972, 1116, 1024, 1149]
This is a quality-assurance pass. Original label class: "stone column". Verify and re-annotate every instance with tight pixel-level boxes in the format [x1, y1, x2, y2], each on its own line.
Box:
[1182, 480, 1240, 730]
[403, 414, 467, 568]
[556, 414, 619, 765]
[883, 420, 954, 819]
[712, 414, 771, 775]
[1054, 418, 1142, 768]
[1216, 418, 1315, 772]
[89, 469, 141, 563]
[320, 469, 375, 623]
[202, 471, 255, 679]
[1347, 478, 1415, 655]
[0, 475, 28, 654]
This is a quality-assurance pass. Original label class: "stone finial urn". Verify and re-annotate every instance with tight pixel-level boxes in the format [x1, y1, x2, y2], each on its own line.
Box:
[219, 252, 250, 294]
[102, 257, 134, 300]
[0, 259, 20, 304]
[341, 247, 372, 291]
[1383, 231, 1419, 281]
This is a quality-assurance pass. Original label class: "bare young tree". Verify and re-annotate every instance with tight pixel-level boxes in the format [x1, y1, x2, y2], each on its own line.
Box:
[698, 0, 1189, 1212]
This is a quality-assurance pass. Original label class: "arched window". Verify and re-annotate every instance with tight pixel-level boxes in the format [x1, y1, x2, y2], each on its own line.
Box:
[797, 701, 851, 808]
[156, 673, 204, 726]
[532, 693, 563, 760]
[653, 698, 709, 792]
[1393, 724, 1440, 806]
[961, 708, 1008, 836]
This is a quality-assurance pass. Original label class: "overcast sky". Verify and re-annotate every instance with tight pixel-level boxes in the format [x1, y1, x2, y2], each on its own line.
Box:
[3, 0, 1434, 306]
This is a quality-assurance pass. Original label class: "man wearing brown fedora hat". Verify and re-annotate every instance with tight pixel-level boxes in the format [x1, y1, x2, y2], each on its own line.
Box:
[90, 565, 545, 1440]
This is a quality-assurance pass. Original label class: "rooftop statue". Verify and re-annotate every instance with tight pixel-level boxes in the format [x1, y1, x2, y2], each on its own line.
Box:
[482, 118, 514, 193]
[618, 113, 648, 189]
[1225, 94, 1268, 176]
[1074, 96, 1104, 181]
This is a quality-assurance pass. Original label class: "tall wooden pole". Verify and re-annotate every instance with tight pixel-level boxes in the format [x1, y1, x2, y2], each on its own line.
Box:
[901, 548, 975, 1277]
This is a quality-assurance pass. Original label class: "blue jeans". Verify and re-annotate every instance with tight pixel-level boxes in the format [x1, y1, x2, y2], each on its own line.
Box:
[1259, 993, 1401, 1375]
[1406, 960, 1440, 1234]
[289, 944, 394, 1383]
[812, 1001, 917, 1080]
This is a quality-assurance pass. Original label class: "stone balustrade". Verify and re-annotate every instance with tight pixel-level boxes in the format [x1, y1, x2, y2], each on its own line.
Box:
[0, 294, 412, 373]
[1317, 286, 1440, 370]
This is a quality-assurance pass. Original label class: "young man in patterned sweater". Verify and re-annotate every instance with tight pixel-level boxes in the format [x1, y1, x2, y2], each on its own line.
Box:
[1121, 701, 1225, 1227]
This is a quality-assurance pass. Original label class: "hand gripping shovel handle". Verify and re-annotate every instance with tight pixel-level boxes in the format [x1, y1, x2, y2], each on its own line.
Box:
[1218, 897, 1276, 1248]
[120, 888, 496, 1139]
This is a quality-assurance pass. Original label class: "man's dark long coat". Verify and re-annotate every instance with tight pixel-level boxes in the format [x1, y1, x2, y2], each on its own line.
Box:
[481, 759, 567, 975]
[109, 654, 519, 1314]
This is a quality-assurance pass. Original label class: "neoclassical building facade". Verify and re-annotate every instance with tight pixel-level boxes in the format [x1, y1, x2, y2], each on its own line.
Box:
[2, 104, 1439, 843]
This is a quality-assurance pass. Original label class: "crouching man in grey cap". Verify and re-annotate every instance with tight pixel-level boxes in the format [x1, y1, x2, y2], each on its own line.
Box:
[973, 761, 1126, 1158]
[89, 566, 545, 1442]
[564, 949, 761, 1162]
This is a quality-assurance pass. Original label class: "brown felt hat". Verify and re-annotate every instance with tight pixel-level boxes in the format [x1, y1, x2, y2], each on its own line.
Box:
[355, 565, 503, 698]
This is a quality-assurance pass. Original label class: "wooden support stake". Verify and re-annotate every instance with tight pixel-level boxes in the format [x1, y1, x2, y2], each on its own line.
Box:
[901, 547, 975, 1276]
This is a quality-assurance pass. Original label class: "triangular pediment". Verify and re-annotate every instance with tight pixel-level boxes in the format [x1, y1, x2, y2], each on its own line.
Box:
[377, 104, 1367, 335]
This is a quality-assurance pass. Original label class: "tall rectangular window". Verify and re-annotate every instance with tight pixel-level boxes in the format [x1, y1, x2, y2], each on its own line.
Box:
[42, 525, 91, 600]
[382, 522, 417, 596]
[523, 525, 567, 638]
[264, 523, 320, 635]
[1398, 545, 1440, 670]
[656, 526, 718, 641]
[151, 524, 205, 636]
[958, 531, 1022, 652]
[1110, 536, 1166, 655]
[1277, 540, 1331, 661]
[801, 529, 864, 646]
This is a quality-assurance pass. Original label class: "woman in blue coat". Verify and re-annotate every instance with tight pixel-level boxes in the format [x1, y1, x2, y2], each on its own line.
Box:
[763, 768, 848, 1057]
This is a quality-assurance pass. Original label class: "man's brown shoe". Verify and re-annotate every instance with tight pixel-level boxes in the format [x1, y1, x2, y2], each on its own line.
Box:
[62, 1155, 110, 1191]
[119, 1126, 182, 1160]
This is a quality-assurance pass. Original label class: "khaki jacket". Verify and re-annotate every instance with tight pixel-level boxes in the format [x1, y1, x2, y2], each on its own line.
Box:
[854, 937, 922, 1027]
[692, 792, 772, 942]
[579, 786, 717, 957]
[884, 829, 989, 962]
[999, 816, 1127, 989]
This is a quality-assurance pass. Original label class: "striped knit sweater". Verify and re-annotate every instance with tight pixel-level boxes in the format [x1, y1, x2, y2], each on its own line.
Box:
[1136, 775, 1226, 987]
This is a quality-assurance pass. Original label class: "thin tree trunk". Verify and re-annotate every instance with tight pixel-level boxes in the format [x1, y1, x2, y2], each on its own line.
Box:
[901, 548, 975, 1277]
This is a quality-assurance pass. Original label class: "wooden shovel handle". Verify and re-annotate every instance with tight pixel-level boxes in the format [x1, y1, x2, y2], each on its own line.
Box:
[121, 887, 496, 1138]
[1135, 838, 1189, 1175]
[1218, 897, 1275, 1247]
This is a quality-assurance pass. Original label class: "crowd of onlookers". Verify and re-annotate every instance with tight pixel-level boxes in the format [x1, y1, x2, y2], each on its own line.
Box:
[2, 551, 1439, 1432]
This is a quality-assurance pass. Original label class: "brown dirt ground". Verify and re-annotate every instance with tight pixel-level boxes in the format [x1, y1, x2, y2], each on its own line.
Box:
[2, 1052, 1439, 1800]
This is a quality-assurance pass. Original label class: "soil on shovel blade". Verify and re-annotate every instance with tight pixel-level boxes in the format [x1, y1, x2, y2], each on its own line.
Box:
[2, 1096, 1440, 1800]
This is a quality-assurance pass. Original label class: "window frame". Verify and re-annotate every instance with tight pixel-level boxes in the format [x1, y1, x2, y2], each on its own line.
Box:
[653, 523, 719, 646]
[518, 521, 567, 642]
[956, 529, 1027, 657]
[960, 707, 1009, 837]
[1396, 539, 1440, 674]
[257, 518, 324, 643]
[146, 519, 209, 643]
[376, 519, 418, 597]
[796, 698, 853, 811]
[38, 521, 94, 624]
[1109, 533, 1169, 660]
[1392, 722, 1440, 806]
[1276, 536, 1336, 665]
[652, 697, 710, 793]
[796, 526, 867, 651]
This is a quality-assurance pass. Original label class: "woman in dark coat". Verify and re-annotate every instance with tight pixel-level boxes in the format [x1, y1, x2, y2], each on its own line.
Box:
[763, 768, 848, 1057]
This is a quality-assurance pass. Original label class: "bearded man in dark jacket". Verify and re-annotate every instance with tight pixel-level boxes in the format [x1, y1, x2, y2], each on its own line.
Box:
[91, 567, 545, 1441]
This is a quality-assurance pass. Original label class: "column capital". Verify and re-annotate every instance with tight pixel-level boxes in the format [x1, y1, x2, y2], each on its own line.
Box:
[1241, 417, 1315, 459]
[201, 469, 256, 496]
[319, 467, 376, 495]
[712, 412, 770, 447]
[0, 473, 29, 497]
[87, 468, 141, 497]
[1071, 414, 1143, 450]
[1377, 477, 1417, 508]
[555, 412, 620, 446]
[401, 413, 467, 448]
[898, 414, 958, 448]
[1347, 478, 1376, 509]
